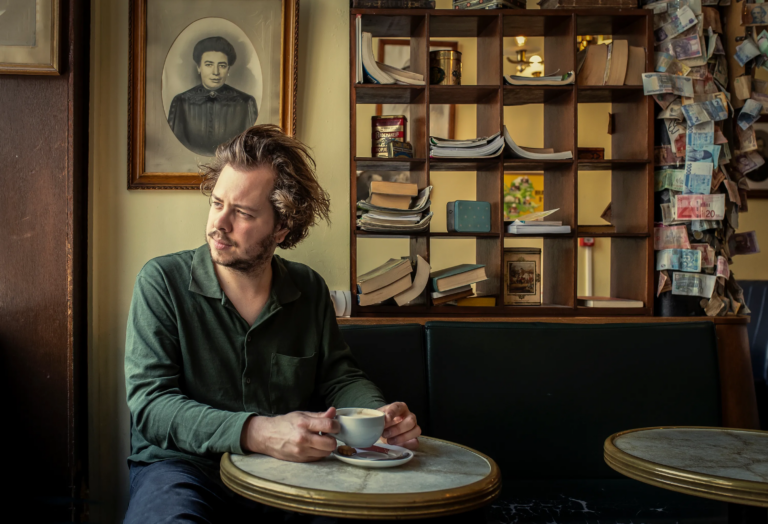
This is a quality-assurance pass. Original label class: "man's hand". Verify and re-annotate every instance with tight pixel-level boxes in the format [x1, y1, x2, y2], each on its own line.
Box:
[241, 408, 340, 462]
[377, 402, 421, 450]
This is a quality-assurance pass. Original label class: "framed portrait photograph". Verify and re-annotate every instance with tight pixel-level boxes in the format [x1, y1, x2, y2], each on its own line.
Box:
[0, 0, 60, 75]
[747, 124, 768, 199]
[376, 39, 456, 140]
[128, 0, 299, 189]
[503, 248, 541, 306]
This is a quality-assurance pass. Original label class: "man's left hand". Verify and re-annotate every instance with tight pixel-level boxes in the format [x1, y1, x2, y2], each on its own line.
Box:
[377, 402, 421, 450]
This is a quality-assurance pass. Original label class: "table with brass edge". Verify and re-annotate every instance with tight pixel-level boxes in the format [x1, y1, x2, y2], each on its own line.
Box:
[220, 436, 502, 520]
[604, 426, 768, 508]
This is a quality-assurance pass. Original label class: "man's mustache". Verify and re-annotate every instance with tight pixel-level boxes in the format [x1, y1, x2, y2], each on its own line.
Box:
[208, 231, 235, 246]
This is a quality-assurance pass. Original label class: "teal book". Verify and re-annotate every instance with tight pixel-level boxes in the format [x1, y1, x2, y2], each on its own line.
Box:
[430, 264, 487, 292]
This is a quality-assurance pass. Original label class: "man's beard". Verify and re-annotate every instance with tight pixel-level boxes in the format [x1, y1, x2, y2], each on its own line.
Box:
[207, 230, 277, 274]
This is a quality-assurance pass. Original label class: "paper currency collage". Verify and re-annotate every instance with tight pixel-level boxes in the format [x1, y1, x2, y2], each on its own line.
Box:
[644, 0, 760, 316]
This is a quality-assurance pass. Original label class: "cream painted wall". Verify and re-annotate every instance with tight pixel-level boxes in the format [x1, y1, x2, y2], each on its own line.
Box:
[89, 1, 768, 522]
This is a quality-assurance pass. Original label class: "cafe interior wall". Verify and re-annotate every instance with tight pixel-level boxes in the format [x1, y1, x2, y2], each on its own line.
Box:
[88, 0, 768, 521]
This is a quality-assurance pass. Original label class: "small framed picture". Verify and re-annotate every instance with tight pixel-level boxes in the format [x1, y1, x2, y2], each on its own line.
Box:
[128, 0, 299, 189]
[503, 248, 541, 306]
[0, 0, 60, 75]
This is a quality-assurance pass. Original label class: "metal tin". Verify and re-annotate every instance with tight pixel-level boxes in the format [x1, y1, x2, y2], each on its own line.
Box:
[503, 248, 542, 306]
[372, 115, 407, 157]
[430, 50, 462, 85]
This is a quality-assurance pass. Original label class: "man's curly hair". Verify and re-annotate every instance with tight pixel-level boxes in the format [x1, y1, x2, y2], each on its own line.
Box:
[200, 125, 331, 250]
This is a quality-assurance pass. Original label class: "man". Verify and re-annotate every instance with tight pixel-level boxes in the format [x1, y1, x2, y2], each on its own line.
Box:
[167, 36, 259, 157]
[124, 125, 421, 523]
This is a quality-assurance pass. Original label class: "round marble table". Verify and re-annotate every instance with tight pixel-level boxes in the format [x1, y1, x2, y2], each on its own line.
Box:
[604, 426, 768, 507]
[220, 436, 501, 519]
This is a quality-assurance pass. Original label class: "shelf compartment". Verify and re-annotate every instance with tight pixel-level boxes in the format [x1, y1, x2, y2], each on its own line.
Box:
[502, 12, 573, 38]
[504, 159, 573, 171]
[578, 159, 650, 171]
[359, 13, 427, 38]
[430, 232, 499, 238]
[504, 232, 574, 239]
[429, 12, 500, 38]
[577, 86, 644, 104]
[503, 86, 572, 107]
[577, 226, 649, 237]
[429, 158, 500, 172]
[355, 157, 427, 171]
[355, 85, 425, 104]
[430, 85, 499, 105]
[576, 11, 651, 36]
[355, 230, 429, 238]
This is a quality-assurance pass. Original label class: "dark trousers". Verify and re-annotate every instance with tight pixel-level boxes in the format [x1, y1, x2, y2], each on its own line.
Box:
[124, 459, 487, 524]
[123, 459, 336, 524]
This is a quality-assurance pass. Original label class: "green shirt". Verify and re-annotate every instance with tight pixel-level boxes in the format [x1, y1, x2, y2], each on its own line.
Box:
[125, 244, 386, 477]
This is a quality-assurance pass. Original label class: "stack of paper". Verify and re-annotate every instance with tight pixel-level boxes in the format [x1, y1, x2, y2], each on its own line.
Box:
[504, 71, 575, 86]
[357, 186, 433, 233]
[429, 126, 573, 160]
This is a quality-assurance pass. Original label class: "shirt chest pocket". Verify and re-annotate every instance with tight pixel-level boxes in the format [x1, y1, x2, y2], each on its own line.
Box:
[269, 352, 318, 415]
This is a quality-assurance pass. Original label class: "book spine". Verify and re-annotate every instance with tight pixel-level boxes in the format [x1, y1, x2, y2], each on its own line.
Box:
[446, 201, 455, 232]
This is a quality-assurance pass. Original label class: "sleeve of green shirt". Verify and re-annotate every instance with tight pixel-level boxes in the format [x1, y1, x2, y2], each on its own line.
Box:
[314, 280, 387, 410]
[124, 264, 252, 456]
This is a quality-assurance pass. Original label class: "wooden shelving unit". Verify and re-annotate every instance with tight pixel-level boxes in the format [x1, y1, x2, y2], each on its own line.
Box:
[350, 8, 653, 318]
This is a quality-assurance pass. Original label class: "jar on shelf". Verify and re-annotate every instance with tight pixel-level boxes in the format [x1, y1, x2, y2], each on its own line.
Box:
[430, 50, 462, 86]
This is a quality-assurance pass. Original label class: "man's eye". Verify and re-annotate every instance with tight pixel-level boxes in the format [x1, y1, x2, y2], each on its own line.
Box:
[238, 211, 252, 218]
[212, 202, 222, 208]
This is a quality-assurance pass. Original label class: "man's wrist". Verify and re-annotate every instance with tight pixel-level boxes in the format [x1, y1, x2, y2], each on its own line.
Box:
[240, 415, 268, 454]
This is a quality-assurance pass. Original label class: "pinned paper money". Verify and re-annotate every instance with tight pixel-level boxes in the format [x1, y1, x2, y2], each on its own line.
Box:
[734, 37, 761, 67]
[731, 151, 766, 176]
[758, 30, 768, 57]
[737, 99, 763, 130]
[716, 256, 730, 279]
[736, 125, 758, 153]
[691, 243, 716, 267]
[686, 145, 720, 166]
[643, 73, 694, 97]
[686, 121, 714, 149]
[674, 193, 725, 220]
[656, 249, 703, 272]
[655, 169, 686, 192]
[672, 272, 717, 298]
[742, 4, 768, 26]
[666, 119, 687, 155]
[691, 219, 721, 231]
[681, 98, 728, 125]
[654, 225, 691, 250]
[671, 35, 703, 59]
[655, 6, 698, 43]
[658, 99, 683, 120]
[683, 161, 713, 194]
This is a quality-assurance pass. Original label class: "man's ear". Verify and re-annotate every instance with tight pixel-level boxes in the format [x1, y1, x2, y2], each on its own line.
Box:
[274, 223, 289, 245]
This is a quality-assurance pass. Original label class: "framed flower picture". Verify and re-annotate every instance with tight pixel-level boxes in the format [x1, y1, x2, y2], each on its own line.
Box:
[128, 0, 299, 189]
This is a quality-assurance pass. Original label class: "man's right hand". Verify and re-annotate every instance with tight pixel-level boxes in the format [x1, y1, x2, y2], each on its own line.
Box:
[240, 407, 339, 462]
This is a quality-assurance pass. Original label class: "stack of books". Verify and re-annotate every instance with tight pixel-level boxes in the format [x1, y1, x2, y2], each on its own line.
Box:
[505, 208, 571, 234]
[357, 185, 433, 233]
[369, 181, 416, 210]
[354, 21, 426, 85]
[504, 71, 575, 86]
[454, 0, 525, 9]
[577, 40, 645, 86]
[430, 264, 488, 305]
[577, 296, 644, 308]
[357, 256, 431, 306]
[429, 125, 573, 160]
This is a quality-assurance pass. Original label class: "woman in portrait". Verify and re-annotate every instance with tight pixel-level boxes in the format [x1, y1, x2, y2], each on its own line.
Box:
[167, 36, 258, 156]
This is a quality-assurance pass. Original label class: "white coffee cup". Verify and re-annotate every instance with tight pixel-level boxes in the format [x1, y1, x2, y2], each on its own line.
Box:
[335, 408, 386, 448]
[329, 290, 352, 317]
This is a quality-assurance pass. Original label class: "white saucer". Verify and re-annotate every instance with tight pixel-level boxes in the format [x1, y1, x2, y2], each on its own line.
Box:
[332, 441, 414, 468]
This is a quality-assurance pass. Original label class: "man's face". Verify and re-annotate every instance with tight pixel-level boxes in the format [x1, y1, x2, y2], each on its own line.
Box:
[197, 51, 230, 91]
[206, 164, 289, 274]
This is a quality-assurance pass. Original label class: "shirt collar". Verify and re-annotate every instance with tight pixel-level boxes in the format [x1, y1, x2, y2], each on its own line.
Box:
[188, 244, 301, 306]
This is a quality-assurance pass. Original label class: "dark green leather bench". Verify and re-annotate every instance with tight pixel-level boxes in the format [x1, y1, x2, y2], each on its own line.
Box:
[341, 321, 729, 523]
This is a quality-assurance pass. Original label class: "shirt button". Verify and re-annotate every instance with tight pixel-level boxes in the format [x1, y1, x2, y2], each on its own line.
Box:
[246, 378, 251, 384]
[247, 336, 252, 342]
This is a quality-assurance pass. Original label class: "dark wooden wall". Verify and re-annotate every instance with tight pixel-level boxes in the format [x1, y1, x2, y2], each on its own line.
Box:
[0, 0, 89, 521]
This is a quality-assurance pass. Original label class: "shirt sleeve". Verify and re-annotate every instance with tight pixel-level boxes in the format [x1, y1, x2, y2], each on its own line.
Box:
[314, 281, 387, 409]
[124, 264, 253, 457]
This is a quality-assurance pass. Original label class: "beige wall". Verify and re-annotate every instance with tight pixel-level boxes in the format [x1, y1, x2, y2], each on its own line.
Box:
[89, 0, 768, 521]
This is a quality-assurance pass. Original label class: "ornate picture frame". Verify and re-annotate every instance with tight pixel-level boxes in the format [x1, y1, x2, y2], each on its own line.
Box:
[503, 248, 542, 306]
[0, 0, 60, 75]
[128, 0, 299, 190]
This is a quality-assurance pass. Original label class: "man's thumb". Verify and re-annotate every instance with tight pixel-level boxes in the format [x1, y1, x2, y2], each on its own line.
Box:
[320, 407, 336, 418]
